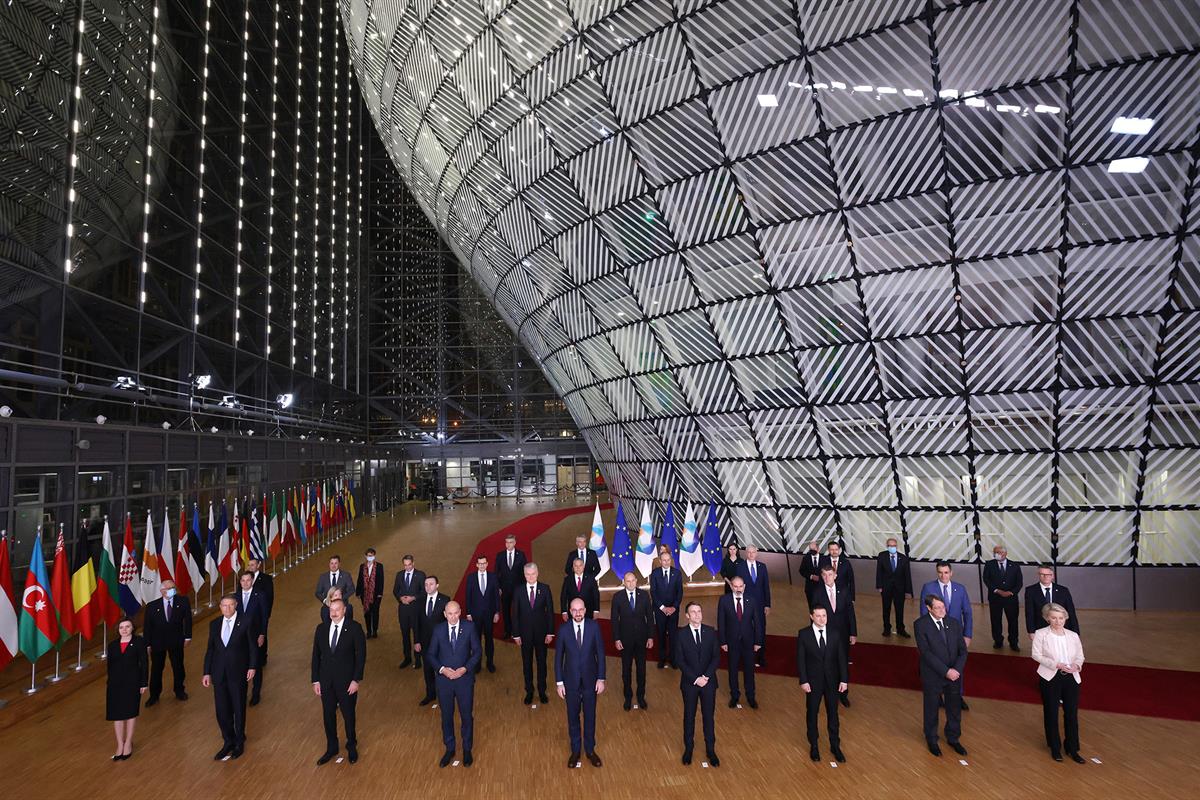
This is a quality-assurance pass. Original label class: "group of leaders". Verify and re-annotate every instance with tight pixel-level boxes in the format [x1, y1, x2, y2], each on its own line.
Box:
[104, 538, 1088, 769]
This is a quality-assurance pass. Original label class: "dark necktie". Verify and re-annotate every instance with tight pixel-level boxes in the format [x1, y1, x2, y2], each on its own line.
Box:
[1045, 587, 1051, 602]
[942, 584, 950, 608]
[818, 629, 825, 649]
[427, 596, 434, 617]
[693, 628, 700, 646]
[529, 585, 535, 607]
[891, 554, 897, 570]
[508, 551, 513, 568]
[576, 625, 582, 646]
[331, 624, 339, 651]
[937, 620, 948, 646]
[165, 600, 171, 621]
[629, 592, 635, 608]
[735, 598, 742, 620]
[451, 626, 457, 646]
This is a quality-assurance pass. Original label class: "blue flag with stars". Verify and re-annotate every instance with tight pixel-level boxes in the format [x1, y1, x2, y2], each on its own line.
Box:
[701, 501, 722, 577]
[610, 502, 635, 579]
[661, 501, 680, 566]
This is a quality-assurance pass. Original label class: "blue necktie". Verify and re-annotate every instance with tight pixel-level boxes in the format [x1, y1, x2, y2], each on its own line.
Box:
[451, 626, 457, 647]
[942, 584, 950, 609]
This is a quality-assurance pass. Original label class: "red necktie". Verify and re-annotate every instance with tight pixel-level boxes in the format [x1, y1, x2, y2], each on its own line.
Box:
[529, 585, 535, 607]
[736, 598, 742, 620]
[576, 577, 582, 591]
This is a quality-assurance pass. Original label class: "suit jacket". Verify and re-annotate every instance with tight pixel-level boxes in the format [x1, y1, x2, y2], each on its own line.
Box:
[736, 560, 773, 609]
[416, 592, 450, 645]
[250, 571, 274, 620]
[143, 595, 193, 650]
[919, 580, 973, 638]
[310, 618, 366, 688]
[649, 566, 683, 612]
[717, 593, 762, 647]
[811, 584, 858, 639]
[355, 561, 385, 606]
[559, 573, 600, 617]
[983, 559, 1024, 602]
[392, 568, 426, 603]
[817, 555, 854, 600]
[512, 581, 555, 639]
[203, 613, 260, 682]
[563, 547, 601, 579]
[427, 620, 481, 676]
[798, 551, 824, 591]
[875, 551, 913, 594]
[796, 626, 847, 690]
[610, 587, 654, 644]
[464, 570, 500, 621]
[315, 570, 356, 603]
[236, 588, 269, 634]
[554, 619, 606, 689]
[673, 623, 719, 691]
[914, 613, 967, 688]
[1031, 627, 1085, 684]
[494, 548, 527, 591]
[1024, 583, 1079, 634]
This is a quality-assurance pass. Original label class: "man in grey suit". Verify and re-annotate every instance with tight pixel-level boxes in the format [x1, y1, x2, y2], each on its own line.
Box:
[316, 555, 356, 609]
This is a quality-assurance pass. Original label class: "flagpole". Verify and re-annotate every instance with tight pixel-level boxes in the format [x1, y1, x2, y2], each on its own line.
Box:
[73, 633, 87, 671]
[97, 620, 108, 659]
[26, 662, 39, 694]
[50, 651, 63, 683]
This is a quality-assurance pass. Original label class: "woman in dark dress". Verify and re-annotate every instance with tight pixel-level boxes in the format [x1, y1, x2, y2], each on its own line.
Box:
[720, 543, 741, 593]
[106, 617, 148, 760]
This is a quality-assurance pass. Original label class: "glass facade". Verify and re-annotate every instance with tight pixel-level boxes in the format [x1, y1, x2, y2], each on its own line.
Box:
[343, 0, 1200, 565]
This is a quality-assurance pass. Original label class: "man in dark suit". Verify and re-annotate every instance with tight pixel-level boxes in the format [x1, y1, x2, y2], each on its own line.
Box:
[311, 597, 366, 765]
[611, 571, 654, 711]
[355, 547, 384, 639]
[651, 551, 683, 669]
[202, 595, 259, 760]
[798, 540, 824, 605]
[246, 558, 275, 622]
[811, 565, 856, 707]
[316, 555, 356, 618]
[1024, 564, 1079, 638]
[735, 545, 772, 667]
[392, 554, 425, 668]
[717, 576, 762, 709]
[983, 544, 1023, 651]
[494, 534, 527, 638]
[464, 555, 499, 673]
[427, 601, 481, 767]
[915, 593, 968, 757]
[560, 557, 600, 620]
[416, 575, 449, 705]
[819, 540, 855, 600]
[797, 606, 848, 762]
[513, 562, 555, 705]
[555, 598, 607, 769]
[563, 534, 601, 579]
[143, 578, 192, 705]
[675, 602, 720, 767]
[236, 570, 269, 705]
[875, 537, 913, 638]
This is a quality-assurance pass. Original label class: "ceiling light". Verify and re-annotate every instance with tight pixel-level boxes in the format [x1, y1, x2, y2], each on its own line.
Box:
[1110, 116, 1154, 135]
[210, 426, 219, 434]
[996, 104, 1021, 113]
[95, 415, 106, 425]
[756, 94, 778, 108]
[876, 86, 897, 94]
[1108, 157, 1149, 173]
[194, 374, 212, 390]
[851, 84, 872, 92]
[277, 393, 294, 408]
[0, 405, 12, 417]
[161, 421, 171, 430]
[113, 376, 139, 390]
[1034, 104, 1061, 114]
[965, 97, 986, 108]
[902, 88, 924, 98]
[938, 88, 959, 99]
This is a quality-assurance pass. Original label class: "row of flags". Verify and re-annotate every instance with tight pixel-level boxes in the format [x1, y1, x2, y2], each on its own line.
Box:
[0, 477, 358, 671]
[588, 500, 724, 582]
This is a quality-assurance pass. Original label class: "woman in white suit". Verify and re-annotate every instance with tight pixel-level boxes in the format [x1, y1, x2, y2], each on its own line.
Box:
[1031, 602, 1085, 762]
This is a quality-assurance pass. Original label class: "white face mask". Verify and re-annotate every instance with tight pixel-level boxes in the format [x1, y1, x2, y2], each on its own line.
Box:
[165, 588, 177, 599]
[995, 554, 1004, 561]
[366, 555, 375, 563]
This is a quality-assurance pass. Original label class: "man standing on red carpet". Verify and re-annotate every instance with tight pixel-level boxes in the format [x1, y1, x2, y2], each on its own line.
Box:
[914, 594, 968, 758]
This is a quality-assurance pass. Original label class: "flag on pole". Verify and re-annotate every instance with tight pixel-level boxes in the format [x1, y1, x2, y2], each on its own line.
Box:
[231, 499, 243, 573]
[314, 484, 324, 536]
[96, 518, 122, 625]
[217, 501, 234, 578]
[635, 502, 656, 578]
[249, 504, 264, 561]
[679, 502, 704, 578]
[300, 486, 310, 543]
[118, 515, 142, 615]
[661, 502, 680, 567]
[238, 503, 250, 568]
[588, 503, 611, 581]
[19, 528, 60, 662]
[140, 511, 163, 604]
[347, 477, 357, 519]
[267, 492, 281, 558]
[70, 522, 100, 639]
[701, 502, 723, 578]
[205, 503, 220, 586]
[283, 490, 296, 550]
[0, 531, 18, 669]
[49, 525, 77, 642]
[175, 508, 201, 597]
[158, 511, 175, 583]
[609, 503, 634, 579]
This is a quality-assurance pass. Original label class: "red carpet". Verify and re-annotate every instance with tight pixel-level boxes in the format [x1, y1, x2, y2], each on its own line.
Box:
[455, 504, 1200, 723]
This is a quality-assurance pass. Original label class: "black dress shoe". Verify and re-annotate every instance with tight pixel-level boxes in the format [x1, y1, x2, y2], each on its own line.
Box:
[176, 692, 188, 701]
[928, 743, 942, 757]
[568, 752, 581, 768]
[809, 746, 820, 761]
[523, 692, 533, 705]
[215, 746, 233, 761]
[882, 629, 892, 637]
[658, 662, 667, 670]
[586, 751, 602, 767]
[624, 698, 632, 711]
[637, 698, 648, 710]
[897, 630, 911, 638]
[1010, 644, 1020, 652]
[1069, 752, 1085, 764]
[949, 742, 968, 756]
[230, 746, 243, 759]
[839, 694, 851, 707]
[316, 751, 337, 766]
[539, 692, 549, 704]
[249, 696, 260, 707]
[993, 643, 1003, 650]
[348, 747, 358, 764]
[1052, 752, 1064, 762]
[419, 696, 434, 706]
[961, 700, 970, 711]
[398, 659, 412, 669]
[707, 752, 720, 767]
[464, 751, 473, 766]
[111, 755, 123, 762]
[145, 697, 159, 707]
[728, 698, 738, 709]
[439, 751, 454, 768]
[682, 750, 693, 765]
[748, 698, 758, 709]
[487, 663, 496, 673]
[831, 747, 845, 763]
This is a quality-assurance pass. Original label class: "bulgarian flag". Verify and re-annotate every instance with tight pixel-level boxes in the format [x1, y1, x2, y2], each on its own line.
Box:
[49, 525, 77, 642]
[70, 521, 100, 639]
[19, 528, 60, 662]
[267, 492, 281, 558]
[96, 518, 122, 625]
[1, 531, 20, 669]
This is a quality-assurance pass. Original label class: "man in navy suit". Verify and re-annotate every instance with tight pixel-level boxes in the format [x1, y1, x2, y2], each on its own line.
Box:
[919, 562, 973, 710]
[202, 595, 260, 760]
[144, 578, 192, 705]
[426, 601, 481, 767]
[651, 551, 684, 669]
[717, 576, 761, 708]
[983, 544, 1023, 651]
[464, 555, 499, 673]
[875, 537, 912, 638]
[735, 545, 772, 667]
[818, 540, 855, 600]
[560, 557, 601, 620]
[563, 534, 601, 579]
[494, 535, 527, 638]
[555, 598, 607, 768]
[392, 555, 426, 668]
[1024, 564, 1079, 638]
[674, 602, 720, 767]
[914, 594, 968, 757]
[236, 570, 269, 705]
[611, 571, 654, 710]
[512, 562, 555, 705]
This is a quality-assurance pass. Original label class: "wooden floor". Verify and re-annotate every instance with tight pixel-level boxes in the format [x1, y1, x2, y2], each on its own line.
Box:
[1, 498, 1197, 799]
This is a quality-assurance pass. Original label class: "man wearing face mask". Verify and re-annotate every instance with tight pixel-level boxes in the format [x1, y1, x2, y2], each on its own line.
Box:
[143, 579, 192, 705]
[983, 544, 1023, 652]
[875, 538, 913, 638]
[356, 548, 385, 639]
